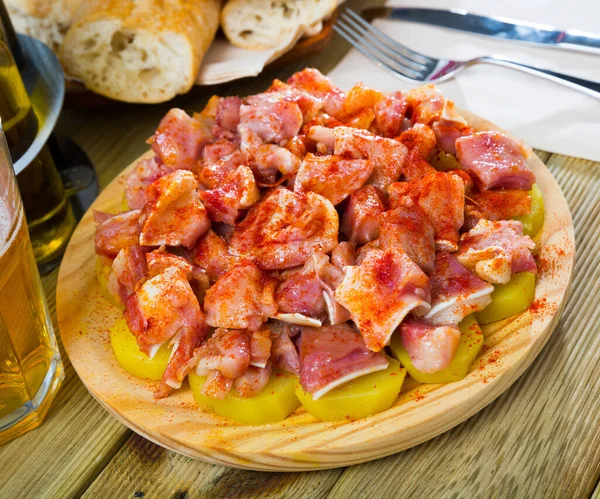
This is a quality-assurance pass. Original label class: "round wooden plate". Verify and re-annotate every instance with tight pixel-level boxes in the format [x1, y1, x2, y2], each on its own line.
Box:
[56, 110, 574, 471]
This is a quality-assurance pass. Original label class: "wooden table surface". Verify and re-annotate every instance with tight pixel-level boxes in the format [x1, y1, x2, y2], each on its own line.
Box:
[2, 1, 600, 496]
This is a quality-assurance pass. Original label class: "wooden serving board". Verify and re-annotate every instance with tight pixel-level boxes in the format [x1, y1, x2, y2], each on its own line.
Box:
[56, 111, 574, 471]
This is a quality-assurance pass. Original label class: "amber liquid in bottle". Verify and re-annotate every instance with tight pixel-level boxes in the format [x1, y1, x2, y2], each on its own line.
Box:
[0, 37, 76, 271]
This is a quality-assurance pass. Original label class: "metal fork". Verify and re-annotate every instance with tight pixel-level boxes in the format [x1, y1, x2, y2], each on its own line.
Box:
[334, 9, 600, 100]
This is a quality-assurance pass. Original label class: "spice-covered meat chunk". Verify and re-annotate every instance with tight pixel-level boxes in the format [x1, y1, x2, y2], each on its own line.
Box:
[424, 252, 493, 325]
[331, 126, 408, 190]
[95, 210, 141, 258]
[298, 324, 389, 399]
[214, 96, 242, 135]
[204, 261, 278, 331]
[251, 82, 323, 123]
[199, 166, 260, 225]
[190, 230, 236, 283]
[124, 264, 209, 397]
[464, 189, 532, 230]
[389, 171, 465, 252]
[378, 198, 436, 273]
[140, 170, 210, 249]
[187, 328, 251, 399]
[431, 100, 471, 155]
[250, 328, 272, 368]
[456, 131, 535, 191]
[287, 68, 346, 117]
[295, 153, 373, 205]
[199, 149, 245, 189]
[275, 264, 327, 318]
[239, 100, 303, 145]
[270, 327, 300, 375]
[374, 91, 408, 137]
[110, 245, 148, 302]
[341, 185, 386, 245]
[334, 248, 431, 352]
[125, 156, 173, 210]
[406, 84, 445, 125]
[399, 320, 460, 374]
[149, 108, 212, 169]
[398, 123, 436, 160]
[229, 188, 338, 269]
[331, 242, 357, 269]
[456, 219, 536, 284]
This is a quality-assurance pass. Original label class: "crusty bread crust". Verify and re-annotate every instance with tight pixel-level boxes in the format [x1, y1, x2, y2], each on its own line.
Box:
[59, 0, 220, 103]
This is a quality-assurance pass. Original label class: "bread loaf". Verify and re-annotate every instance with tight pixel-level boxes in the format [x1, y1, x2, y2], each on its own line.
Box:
[59, 0, 220, 103]
[6, 0, 84, 52]
[221, 0, 337, 50]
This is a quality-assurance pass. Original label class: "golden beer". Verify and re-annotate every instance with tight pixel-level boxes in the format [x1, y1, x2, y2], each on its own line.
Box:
[16, 144, 77, 271]
[0, 131, 63, 445]
[0, 27, 75, 272]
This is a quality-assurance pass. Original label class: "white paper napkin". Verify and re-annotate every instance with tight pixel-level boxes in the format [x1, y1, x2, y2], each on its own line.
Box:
[328, 0, 600, 162]
[197, 1, 343, 86]
[197, 31, 303, 85]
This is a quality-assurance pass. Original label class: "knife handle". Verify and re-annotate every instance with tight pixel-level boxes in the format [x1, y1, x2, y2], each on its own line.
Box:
[562, 31, 600, 54]
[479, 56, 600, 100]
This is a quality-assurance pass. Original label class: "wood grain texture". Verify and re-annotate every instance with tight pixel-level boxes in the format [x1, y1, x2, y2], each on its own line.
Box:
[55, 107, 573, 471]
[82, 433, 343, 499]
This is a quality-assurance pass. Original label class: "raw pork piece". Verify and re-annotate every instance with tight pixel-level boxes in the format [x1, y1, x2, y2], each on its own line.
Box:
[334, 248, 431, 352]
[299, 324, 389, 399]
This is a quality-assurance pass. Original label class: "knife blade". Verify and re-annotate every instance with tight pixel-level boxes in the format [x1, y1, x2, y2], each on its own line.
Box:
[361, 7, 600, 55]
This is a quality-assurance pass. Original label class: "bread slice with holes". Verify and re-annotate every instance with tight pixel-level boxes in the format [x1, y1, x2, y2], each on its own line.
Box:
[6, 0, 84, 52]
[59, 0, 220, 103]
[307, 0, 339, 27]
[221, 0, 338, 50]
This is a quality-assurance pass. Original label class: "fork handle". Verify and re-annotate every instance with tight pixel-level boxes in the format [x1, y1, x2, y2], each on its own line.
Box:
[479, 55, 600, 100]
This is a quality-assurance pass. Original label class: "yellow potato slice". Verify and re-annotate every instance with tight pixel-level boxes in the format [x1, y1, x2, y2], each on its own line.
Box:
[389, 315, 483, 384]
[295, 357, 406, 422]
[95, 257, 123, 309]
[514, 184, 544, 238]
[189, 371, 300, 425]
[110, 317, 170, 381]
[430, 150, 462, 171]
[475, 272, 536, 325]
[121, 192, 130, 211]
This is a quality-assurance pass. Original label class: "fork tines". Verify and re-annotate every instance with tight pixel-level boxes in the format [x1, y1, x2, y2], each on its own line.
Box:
[333, 9, 437, 81]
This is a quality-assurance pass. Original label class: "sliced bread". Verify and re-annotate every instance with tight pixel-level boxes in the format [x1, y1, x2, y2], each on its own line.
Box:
[221, 0, 338, 51]
[59, 0, 220, 103]
[6, 0, 84, 52]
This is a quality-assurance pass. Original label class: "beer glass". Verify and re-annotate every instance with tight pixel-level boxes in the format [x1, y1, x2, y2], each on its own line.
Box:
[0, 124, 64, 445]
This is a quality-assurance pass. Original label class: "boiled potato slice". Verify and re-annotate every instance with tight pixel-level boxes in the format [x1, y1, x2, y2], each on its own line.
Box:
[514, 184, 544, 238]
[295, 357, 406, 422]
[475, 272, 536, 325]
[430, 150, 462, 171]
[189, 371, 300, 425]
[95, 257, 123, 309]
[389, 315, 483, 384]
[110, 317, 170, 381]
